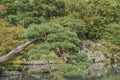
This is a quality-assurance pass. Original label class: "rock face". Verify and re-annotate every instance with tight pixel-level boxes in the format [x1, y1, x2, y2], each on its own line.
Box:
[80, 41, 120, 77]
[80, 41, 110, 63]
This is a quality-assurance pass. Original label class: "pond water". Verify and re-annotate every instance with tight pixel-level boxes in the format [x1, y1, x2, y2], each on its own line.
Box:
[0, 72, 120, 80]
[0, 62, 120, 80]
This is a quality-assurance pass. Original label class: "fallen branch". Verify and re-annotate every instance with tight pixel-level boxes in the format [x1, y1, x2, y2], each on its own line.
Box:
[0, 38, 38, 63]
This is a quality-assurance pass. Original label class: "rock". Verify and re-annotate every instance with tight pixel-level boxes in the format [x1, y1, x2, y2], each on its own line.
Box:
[86, 63, 110, 77]
[81, 40, 120, 78]
[0, 71, 9, 77]
[80, 41, 110, 63]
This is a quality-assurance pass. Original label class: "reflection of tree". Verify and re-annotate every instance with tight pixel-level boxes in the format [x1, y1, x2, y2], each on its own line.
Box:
[110, 53, 120, 72]
[0, 75, 38, 80]
[5, 74, 52, 80]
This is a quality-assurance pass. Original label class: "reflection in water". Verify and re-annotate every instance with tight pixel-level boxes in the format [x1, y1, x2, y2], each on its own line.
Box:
[0, 74, 51, 80]
[0, 61, 120, 80]
[0, 72, 120, 80]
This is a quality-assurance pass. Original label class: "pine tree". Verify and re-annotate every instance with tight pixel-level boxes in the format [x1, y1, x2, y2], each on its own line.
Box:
[23, 22, 91, 77]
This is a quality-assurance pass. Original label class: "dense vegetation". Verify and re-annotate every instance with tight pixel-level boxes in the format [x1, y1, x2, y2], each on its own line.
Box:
[0, 0, 120, 79]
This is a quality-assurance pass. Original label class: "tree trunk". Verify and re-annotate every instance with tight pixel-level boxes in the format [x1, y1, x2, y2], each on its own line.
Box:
[0, 38, 38, 63]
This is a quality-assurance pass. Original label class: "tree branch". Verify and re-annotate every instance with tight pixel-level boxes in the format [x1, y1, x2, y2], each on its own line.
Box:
[0, 38, 38, 63]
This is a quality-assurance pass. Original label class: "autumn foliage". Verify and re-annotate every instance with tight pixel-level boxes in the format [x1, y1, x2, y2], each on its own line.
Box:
[0, 4, 4, 11]
[0, 21, 24, 56]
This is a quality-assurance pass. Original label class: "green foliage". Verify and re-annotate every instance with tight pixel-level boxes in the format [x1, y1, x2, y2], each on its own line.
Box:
[104, 23, 120, 46]
[0, 21, 30, 72]
[0, 21, 24, 56]
[1, 0, 120, 78]
[63, 0, 120, 39]
[1, 0, 120, 40]
[52, 61, 91, 78]
[50, 16, 87, 39]
[23, 22, 80, 59]
[1, 0, 66, 27]
[101, 73, 120, 80]
[23, 22, 91, 77]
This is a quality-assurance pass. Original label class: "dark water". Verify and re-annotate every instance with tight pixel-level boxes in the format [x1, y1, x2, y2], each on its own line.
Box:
[0, 72, 120, 80]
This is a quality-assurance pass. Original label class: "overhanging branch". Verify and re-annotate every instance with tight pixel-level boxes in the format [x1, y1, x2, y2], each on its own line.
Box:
[0, 38, 38, 63]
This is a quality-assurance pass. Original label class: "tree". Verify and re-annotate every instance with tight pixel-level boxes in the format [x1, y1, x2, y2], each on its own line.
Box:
[50, 15, 87, 39]
[23, 22, 90, 77]
[0, 38, 38, 63]
[64, 0, 120, 39]
[1, 0, 66, 27]
[2, 0, 120, 40]
[0, 21, 24, 56]
[0, 21, 39, 64]
[23, 22, 80, 60]
[104, 23, 120, 46]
